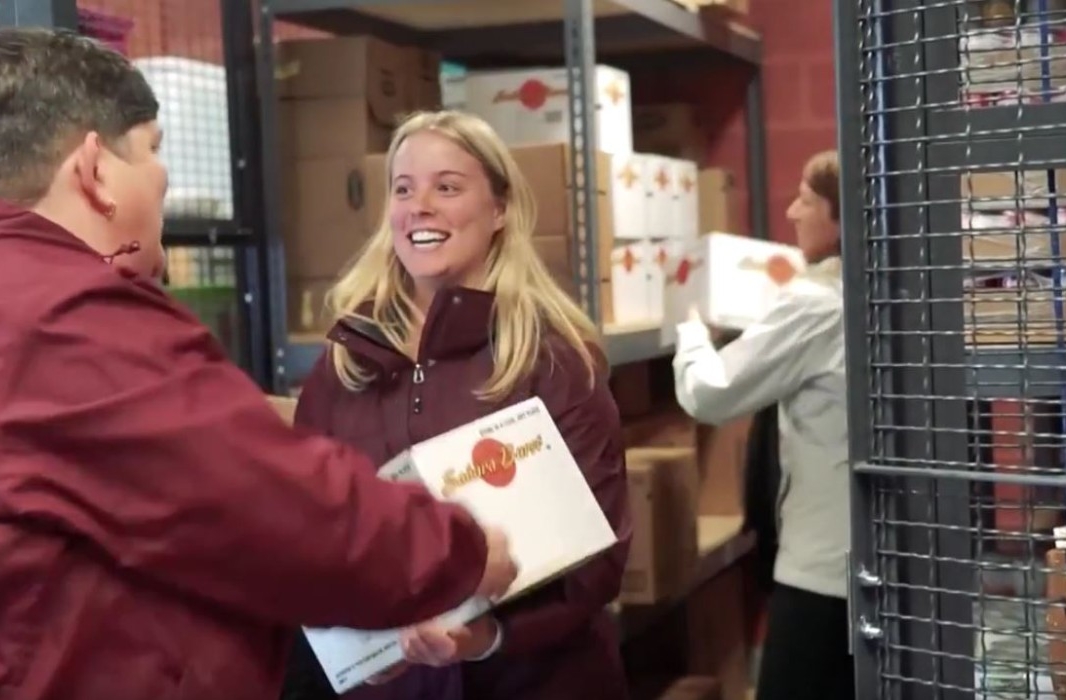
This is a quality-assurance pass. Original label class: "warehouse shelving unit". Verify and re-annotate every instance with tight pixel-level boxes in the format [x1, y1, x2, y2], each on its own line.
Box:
[257, 0, 769, 391]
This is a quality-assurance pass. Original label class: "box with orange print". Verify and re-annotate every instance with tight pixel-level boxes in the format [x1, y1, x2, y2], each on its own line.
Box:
[300, 397, 618, 694]
[463, 65, 633, 155]
[656, 233, 807, 346]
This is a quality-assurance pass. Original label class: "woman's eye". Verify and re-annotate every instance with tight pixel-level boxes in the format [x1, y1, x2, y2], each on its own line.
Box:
[439, 183, 460, 194]
[393, 185, 410, 196]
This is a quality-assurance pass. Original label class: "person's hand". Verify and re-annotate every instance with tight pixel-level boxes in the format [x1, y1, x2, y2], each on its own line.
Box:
[687, 303, 703, 323]
[473, 526, 517, 601]
[400, 616, 500, 667]
[365, 661, 409, 685]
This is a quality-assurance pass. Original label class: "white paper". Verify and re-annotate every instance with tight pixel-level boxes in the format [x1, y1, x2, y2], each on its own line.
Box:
[301, 397, 618, 693]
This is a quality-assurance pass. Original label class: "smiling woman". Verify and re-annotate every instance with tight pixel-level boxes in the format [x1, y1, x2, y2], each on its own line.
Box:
[283, 110, 633, 700]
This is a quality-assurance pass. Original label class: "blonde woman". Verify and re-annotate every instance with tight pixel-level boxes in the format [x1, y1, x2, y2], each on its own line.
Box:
[282, 111, 632, 700]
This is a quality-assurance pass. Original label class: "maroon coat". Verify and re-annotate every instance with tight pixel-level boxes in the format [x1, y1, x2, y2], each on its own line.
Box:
[286, 288, 632, 700]
[0, 200, 489, 700]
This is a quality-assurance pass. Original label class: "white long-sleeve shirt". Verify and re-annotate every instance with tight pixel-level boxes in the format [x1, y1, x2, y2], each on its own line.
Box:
[672, 258, 850, 598]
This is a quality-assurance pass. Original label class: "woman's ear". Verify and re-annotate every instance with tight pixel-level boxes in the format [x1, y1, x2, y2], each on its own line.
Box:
[493, 199, 506, 233]
[73, 131, 116, 218]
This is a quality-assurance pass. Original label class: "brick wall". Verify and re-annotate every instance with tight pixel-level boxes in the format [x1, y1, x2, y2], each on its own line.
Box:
[754, 0, 837, 244]
[79, 0, 324, 63]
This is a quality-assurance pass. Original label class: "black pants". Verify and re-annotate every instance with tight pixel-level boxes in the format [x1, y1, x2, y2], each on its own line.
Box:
[756, 583, 855, 700]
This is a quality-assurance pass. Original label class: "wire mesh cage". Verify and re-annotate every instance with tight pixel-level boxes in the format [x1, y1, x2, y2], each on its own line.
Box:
[77, 0, 236, 223]
[837, 0, 1066, 697]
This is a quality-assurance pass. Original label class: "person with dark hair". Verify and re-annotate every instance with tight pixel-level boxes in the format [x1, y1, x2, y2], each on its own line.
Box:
[0, 28, 517, 700]
[673, 151, 853, 700]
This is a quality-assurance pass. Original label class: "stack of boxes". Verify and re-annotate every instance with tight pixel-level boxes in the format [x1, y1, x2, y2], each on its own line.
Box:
[447, 66, 737, 327]
[275, 36, 442, 333]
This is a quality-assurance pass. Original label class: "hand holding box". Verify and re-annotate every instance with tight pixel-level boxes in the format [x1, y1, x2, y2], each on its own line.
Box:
[302, 397, 618, 693]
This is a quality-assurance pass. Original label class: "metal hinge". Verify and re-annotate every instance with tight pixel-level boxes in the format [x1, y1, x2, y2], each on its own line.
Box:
[848, 555, 885, 653]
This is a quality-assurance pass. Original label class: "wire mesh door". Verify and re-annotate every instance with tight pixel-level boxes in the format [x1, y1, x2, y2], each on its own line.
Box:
[836, 0, 1066, 697]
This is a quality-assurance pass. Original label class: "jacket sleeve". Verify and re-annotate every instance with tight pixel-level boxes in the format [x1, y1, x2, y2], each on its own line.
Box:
[672, 290, 842, 425]
[0, 274, 487, 630]
[493, 343, 631, 656]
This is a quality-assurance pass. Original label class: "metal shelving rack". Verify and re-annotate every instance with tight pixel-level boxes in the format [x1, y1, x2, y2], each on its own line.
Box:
[257, 0, 768, 392]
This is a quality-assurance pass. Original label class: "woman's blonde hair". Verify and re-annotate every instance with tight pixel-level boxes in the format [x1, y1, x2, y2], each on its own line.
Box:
[326, 110, 602, 400]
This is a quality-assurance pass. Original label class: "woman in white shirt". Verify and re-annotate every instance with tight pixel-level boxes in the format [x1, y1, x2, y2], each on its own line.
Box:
[673, 151, 852, 700]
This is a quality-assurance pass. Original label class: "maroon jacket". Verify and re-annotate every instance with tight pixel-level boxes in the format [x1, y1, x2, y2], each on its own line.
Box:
[0, 200, 489, 700]
[284, 288, 632, 700]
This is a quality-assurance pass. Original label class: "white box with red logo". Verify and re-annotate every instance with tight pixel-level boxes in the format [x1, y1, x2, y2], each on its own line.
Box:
[463, 65, 633, 154]
[642, 156, 676, 238]
[658, 233, 808, 346]
[301, 397, 618, 694]
[669, 159, 700, 239]
[609, 239, 663, 325]
[610, 153, 648, 241]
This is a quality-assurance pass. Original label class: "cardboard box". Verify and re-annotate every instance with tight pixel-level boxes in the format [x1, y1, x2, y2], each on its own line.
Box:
[670, 159, 700, 239]
[698, 168, 738, 234]
[280, 154, 381, 280]
[622, 447, 699, 604]
[464, 65, 633, 154]
[964, 282, 1062, 345]
[962, 209, 1066, 264]
[644, 156, 676, 239]
[303, 397, 618, 692]
[961, 169, 1066, 212]
[609, 239, 665, 325]
[633, 103, 706, 162]
[696, 419, 752, 517]
[611, 152, 649, 241]
[660, 233, 808, 343]
[510, 143, 614, 291]
[275, 35, 437, 107]
[622, 411, 697, 449]
[276, 35, 442, 283]
[277, 97, 398, 162]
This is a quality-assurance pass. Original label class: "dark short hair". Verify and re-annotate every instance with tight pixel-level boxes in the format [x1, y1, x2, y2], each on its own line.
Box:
[0, 27, 159, 204]
[802, 150, 840, 222]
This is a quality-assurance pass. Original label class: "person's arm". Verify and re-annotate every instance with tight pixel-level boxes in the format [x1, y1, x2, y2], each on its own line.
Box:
[492, 343, 632, 657]
[673, 292, 842, 425]
[0, 274, 487, 631]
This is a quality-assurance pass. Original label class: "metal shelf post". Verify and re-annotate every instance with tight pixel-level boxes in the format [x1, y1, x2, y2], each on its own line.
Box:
[564, 0, 602, 324]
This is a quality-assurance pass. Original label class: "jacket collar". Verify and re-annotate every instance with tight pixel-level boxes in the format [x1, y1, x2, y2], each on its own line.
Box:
[0, 199, 98, 257]
[326, 286, 496, 376]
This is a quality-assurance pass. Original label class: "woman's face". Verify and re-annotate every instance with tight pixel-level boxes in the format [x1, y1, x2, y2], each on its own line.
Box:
[388, 130, 505, 304]
[786, 180, 838, 264]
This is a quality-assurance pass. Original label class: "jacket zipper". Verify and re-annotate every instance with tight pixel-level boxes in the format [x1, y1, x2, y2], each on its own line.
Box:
[411, 362, 425, 415]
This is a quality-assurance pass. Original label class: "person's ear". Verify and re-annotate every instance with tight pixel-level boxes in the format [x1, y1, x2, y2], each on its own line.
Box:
[492, 199, 506, 233]
[73, 131, 116, 219]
